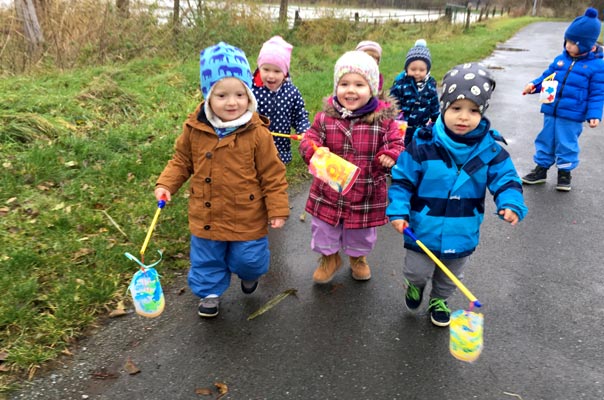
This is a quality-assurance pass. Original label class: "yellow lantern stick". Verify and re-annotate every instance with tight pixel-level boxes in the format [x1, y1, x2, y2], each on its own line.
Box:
[271, 132, 303, 140]
[140, 196, 167, 265]
[404, 228, 481, 308]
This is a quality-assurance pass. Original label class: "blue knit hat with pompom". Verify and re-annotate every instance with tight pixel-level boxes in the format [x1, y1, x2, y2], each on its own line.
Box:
[565, 8, 601, 54]
[405, 39, 432, 71]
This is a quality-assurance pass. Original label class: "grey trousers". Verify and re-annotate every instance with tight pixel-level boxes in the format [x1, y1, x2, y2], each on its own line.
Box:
[403, 249, 470, 300]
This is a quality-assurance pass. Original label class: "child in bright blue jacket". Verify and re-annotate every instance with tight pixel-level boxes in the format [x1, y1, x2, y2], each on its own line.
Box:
[387, 63, 528, 327]
[521, 8, 604, 191]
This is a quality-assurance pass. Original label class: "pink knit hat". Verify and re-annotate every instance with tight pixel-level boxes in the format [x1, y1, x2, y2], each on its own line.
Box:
[355, 40, 383, 60]
[257, 36, 293, 75]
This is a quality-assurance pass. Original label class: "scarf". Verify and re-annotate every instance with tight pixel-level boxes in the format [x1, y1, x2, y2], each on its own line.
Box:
[437, 118, 489, 166]
[330, 96, 379, 119]
[415, 72, 431, 92]
[204, 110, 253, 139]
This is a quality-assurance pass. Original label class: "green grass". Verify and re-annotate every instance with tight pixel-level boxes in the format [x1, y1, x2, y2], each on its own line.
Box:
[0, 14, 540, 391]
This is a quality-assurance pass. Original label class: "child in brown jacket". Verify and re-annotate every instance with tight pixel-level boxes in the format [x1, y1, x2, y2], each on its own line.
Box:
[154, 42, 289, 318]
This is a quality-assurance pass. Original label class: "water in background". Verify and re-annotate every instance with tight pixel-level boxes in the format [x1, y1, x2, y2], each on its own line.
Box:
[151, 1, 483, 27]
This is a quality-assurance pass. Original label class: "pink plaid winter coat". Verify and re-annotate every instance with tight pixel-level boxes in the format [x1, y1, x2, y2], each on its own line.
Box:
[299, 97, 404, 229]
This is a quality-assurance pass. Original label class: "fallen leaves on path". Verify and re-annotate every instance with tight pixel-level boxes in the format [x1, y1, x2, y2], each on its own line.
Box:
[123, 358, 140, 375]
[195, 382, 229, 398]
[247, 288, 297, 321]
[108, 301, 128, 318]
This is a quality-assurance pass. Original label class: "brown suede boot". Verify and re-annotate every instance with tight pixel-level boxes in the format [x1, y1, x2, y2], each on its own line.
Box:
[349, 256, 371, 281]
[312, 253, 342, 283]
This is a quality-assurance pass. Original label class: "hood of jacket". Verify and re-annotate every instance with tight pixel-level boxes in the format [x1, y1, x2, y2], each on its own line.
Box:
[186, 102, 270, 135]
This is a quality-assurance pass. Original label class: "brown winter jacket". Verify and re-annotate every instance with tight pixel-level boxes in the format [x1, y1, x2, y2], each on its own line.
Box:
[156, 103, 289, 241]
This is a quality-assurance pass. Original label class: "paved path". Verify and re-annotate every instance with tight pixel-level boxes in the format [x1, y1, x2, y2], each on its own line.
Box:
[10, 22, 604, 400]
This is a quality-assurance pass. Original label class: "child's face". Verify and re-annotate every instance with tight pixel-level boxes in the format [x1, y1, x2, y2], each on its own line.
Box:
[443, 99, 481, 135]
[336, 72, 372, 111]
[259, 63, 286, 92]
[406, 60, 428, 82]
[208, 78, 250, 122]
[565, 40, 587, 57]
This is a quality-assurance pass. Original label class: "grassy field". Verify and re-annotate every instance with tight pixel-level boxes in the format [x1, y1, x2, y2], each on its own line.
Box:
[0, 14, 540, 391]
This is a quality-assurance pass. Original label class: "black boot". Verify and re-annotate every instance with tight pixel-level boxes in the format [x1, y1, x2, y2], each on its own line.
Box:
[556, 169, 572, 192]
[521, 165, 548, 184]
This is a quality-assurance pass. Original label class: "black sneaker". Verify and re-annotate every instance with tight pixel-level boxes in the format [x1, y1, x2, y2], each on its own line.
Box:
[404, 279, 424, 311]
[198, 296, 219, 318]
[556, 169, 571, 192]
[241, 280, 259, 294]
[521, 165, 548, 184]
[428, 298, 451, 327]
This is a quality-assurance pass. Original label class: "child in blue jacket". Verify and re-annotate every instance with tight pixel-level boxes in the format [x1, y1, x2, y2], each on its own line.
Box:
[387, 63, 528, 327]
[389, 39, 440, 147]
[521, 8, 604, 191]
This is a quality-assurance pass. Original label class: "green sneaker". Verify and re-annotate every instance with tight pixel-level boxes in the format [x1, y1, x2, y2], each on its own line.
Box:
[404, 279, 424, 311]
[428, 298, 451, 327]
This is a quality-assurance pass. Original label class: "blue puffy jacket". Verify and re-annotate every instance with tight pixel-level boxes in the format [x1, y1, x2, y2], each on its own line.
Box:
[531, 49, 604, 122]
[387, 117, 528, 259]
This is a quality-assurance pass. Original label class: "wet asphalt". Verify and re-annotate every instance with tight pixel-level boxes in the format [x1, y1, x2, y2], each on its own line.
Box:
[10, 22, 604, 400]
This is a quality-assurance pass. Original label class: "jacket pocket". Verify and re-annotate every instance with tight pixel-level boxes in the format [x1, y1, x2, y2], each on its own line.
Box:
[228, 189, 267, 233]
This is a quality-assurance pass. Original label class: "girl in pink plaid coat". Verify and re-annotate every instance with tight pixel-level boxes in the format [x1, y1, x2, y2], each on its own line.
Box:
[299, 51, 405, 284]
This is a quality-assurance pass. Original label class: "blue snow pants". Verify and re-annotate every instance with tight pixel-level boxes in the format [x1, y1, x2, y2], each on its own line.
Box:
[533, 114, 583, 171]
[188, 235, 270, 298]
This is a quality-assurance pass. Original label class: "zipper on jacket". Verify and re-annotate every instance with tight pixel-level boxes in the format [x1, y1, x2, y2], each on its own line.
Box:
[553, 59, 575, 115]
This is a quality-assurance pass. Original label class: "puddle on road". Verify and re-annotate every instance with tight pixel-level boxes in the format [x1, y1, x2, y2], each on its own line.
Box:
[496, 46, 529, 52]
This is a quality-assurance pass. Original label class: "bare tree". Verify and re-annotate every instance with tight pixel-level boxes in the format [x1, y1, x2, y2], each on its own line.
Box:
[15, 0, 44, 53]
[173, 0, 180, 33]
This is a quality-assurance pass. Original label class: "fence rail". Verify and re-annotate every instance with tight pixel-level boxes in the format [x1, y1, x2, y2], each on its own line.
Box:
[146, 2, 507, 28]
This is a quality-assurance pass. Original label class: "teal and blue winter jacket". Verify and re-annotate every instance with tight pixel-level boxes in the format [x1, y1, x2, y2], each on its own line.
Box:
[387, 117, 528, 259]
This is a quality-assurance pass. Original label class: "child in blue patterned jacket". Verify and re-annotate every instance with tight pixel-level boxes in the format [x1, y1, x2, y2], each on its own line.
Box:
[252, 36, 310, 164]
[387, 63, 528, 327]
[521, 8, 604, 191]
[389, 39, 440, 147]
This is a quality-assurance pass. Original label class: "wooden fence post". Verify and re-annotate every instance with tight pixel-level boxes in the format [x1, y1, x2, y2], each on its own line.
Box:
[279, 0, 288, 25]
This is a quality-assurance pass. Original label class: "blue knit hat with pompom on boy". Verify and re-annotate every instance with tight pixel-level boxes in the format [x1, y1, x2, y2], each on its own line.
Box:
[405, 39, 432, 72]
[565, 8, 601, 54]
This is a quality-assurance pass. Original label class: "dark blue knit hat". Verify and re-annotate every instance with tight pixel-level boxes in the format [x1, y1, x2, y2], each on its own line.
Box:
[405, 39, 432, 71]
[565, 8, 601, 54]
[199, 42, 253, 98]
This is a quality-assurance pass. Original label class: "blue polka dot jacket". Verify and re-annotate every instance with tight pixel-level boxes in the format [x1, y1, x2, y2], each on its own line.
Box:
[252, 70, 311, 163]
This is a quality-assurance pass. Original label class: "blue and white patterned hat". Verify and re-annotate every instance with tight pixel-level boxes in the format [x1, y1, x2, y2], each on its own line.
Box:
[405, 39, 432, 71]
[199, 42, 253, 98]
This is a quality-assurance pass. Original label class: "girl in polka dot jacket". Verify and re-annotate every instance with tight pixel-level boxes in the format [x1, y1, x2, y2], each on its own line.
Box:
[252, 36, 311, 164]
